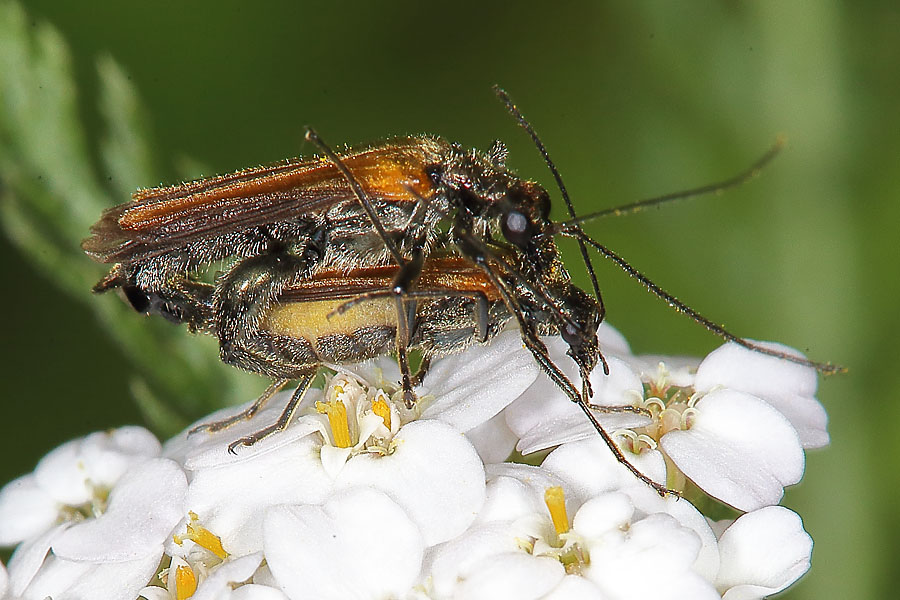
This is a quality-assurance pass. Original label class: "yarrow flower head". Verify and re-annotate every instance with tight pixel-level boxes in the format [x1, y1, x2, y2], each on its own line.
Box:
[506, 332, 827, 511]
[0, 325, 825, 599]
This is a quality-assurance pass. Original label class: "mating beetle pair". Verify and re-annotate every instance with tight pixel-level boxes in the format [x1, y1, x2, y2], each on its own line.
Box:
[83, 88, 838, 495]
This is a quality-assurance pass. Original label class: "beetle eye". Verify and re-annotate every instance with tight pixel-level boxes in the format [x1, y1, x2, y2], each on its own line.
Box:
[561, 322, 582, 346]
[123, 285, 151, 314]
[502, 209, 531, 247]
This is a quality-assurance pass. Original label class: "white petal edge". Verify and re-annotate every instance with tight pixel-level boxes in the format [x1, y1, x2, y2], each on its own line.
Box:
[716, 506, 812, 600]
[183, 432, 334, 556]
[191, 553, 263, 600]
[466, 409, 519, 464]
[694, 341, 827, 448]
[660, 389, 804, 511]
[0, 475, 60, 545]
[264, 488, 424, 600]
[51, 458, 187, 562]
[229, 583, 292, 600]
[20, 553, 160, 600]
[453, 552, 565, 600]
[334, 420, 486, 545]
[417, 328, 540, 431]
[5, 523, 68, 596]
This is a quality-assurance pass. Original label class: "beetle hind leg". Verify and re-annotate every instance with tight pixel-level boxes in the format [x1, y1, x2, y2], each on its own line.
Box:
[226, 369, 317, 453]
[189, 378, 289, 435]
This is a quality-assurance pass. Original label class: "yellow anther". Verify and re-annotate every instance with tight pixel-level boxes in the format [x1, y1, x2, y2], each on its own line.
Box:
[371, 396, 391, 429]
[175, 564, 197, 600]
[544, 486, 570, 535]
[173, 511, 228, 560]
[316, 400, 352, 448]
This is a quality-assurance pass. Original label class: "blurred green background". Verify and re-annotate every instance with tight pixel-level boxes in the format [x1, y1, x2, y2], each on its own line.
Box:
[0, 1, 895, 598]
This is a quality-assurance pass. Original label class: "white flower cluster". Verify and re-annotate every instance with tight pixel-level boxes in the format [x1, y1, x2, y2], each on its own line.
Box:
[0, 326, 825, 600]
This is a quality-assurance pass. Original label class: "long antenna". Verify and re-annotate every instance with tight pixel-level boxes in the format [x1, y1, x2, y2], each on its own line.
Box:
[492, 86, 604, 319]
[552, 136, 785, 232]
[567, 229, 846, 375]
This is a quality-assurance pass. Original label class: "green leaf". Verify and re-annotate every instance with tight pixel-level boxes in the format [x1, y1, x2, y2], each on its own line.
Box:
[0, 1, 262, 434]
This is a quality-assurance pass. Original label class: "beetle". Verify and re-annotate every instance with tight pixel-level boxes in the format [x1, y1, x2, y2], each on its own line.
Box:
[84, 88, 841, 496]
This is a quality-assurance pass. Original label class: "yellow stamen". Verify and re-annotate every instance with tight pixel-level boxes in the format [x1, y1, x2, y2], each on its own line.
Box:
[316, 400, 352, 448]
[175, 564, 197, 600]
[544, 486, 570, 535]
[372, 396, 391, 429]
[173, 511, 228, 560]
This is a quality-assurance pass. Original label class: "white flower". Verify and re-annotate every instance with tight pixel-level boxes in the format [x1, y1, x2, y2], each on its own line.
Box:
[505, 326, 650, 455]
[507, 334, 823, 511]
[177, 389, 485, 552]
[693, 341, 828, 448]
[50, 458, 187, 562]
[540, 443, 721, 582]
[138, 551, 276, 600]
[169, 332, 531, 555]
[421, 463, 719, 600]
[0, 429, 179, 599]
[0, 426, 160, 546]
[0, 325, 826, 600]
[11, 552, 161, 600]
[264, 488, 425, 600]
[714, 506, 813, 600]
[540, 439, 815, 598]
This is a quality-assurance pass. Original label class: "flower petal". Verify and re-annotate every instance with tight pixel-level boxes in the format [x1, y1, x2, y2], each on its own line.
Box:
[5, 523, 68, 596]
[506, 342, 646, 452]
[514, 411, 649, 456]
[335, 420, 486, 545]
[173, 388, 325, 469]
[20, 553, 160, 600]
[716, 506, 812, 600]
[570, 492, 634, 540]
[541, 438, 720, 580]
[51, 458, 187, 562]
[660, 389, 804, 511]
[423, 521, 523, 598]
[229, 584, 292, 600]
[465, 410, 519, 464]
[452, 552, 565, 600]
[478, 463, 571, 524]
[417, 328, 540, 431]
[541, 437, 668, 499]
[191, 553, 263, 600]
[0, 475, 60, 545]
[540, 575, 607, 599]
[694, 341, 827, 447]
[625, 354, 700, 387]
[695, 341, 817, 397]
[584, 513, 719, 600]
[184, 432, 334, 556]
[264, 488, 424, 600]
[33, 427, 160, 507]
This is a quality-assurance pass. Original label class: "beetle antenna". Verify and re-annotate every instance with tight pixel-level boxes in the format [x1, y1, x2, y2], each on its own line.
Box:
[492, 85, 605, 322]
[565, 228, 846, 375]
[552, 137, 785, 233]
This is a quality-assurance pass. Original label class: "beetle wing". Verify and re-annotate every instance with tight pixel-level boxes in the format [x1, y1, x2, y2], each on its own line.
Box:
[82, 136, 447, 264]
[278, 257, 502, 303]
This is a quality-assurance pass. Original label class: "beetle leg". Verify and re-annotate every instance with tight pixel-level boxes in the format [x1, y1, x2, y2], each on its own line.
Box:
[226, 369, 317, 453]
[189, 378, 290, 435]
